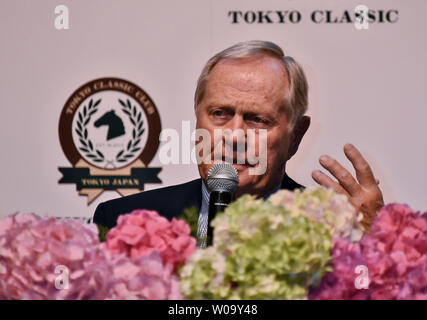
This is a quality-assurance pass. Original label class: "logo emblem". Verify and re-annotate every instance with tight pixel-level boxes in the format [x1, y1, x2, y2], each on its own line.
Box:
[58, 77, 162, 204]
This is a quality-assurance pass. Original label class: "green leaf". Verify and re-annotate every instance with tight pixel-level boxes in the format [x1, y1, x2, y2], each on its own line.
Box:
[79, 147, 89, 153]
[127, 140, 132, 150]
[126, 99, 132, 109]
[88, 99, 93, 109]
[137, 113, 142, 122]
[88, 140, 93, 151]
[79, 139, 87, 147]
[96, 150, 104, 158]
[94, 99, 101, 107]
[131, 148, 141, 153]
[97, 224, 110, 242]
[83, 106, 87, 117]
[132, 128, 136, 139]
[116, 150, 124, 158]
[177, 206, 199, 239]
[84, 128, 88, 139]
[119, 99, 126, 107]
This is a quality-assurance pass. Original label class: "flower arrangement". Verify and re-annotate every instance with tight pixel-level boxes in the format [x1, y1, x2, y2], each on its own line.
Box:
[0, 187, 425, 300]
[180, 188, 426, 300]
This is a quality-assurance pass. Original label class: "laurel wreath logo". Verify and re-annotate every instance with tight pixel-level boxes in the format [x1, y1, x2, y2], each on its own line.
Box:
[75, 98, 105, 163]
[116, 98, 145, 163]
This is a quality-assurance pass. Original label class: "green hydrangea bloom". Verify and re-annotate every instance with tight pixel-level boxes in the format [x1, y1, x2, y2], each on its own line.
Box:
[180, 195, 332, 300]
[269, 186, 364, 241]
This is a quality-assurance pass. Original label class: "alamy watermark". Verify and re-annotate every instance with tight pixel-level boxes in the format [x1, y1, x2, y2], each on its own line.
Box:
[354, 265, 370, 289]
[54, 265, 69, 290]
[54, 5, 69, 30]
[53, 264, 370, 291]
[354, 5, 369, 30]
[159, 121, 268, 175]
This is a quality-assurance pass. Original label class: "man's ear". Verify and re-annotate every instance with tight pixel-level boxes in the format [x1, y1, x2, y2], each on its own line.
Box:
[287, 115, 310, 160]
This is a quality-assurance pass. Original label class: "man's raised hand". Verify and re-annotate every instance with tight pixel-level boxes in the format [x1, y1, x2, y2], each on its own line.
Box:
[311, 143, 384, 230]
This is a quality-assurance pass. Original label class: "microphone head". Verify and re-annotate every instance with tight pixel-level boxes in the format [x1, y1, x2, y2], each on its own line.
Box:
[206, 163, 239, 193]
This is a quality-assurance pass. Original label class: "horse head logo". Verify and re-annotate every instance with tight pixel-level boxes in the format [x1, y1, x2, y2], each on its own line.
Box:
[94, 110, 125, 141]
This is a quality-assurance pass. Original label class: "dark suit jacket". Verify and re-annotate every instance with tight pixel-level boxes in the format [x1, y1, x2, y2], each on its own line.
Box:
[93, 173, 304, 228]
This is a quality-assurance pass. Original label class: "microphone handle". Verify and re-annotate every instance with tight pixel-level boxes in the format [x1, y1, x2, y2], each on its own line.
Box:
[207, 190, 232, 246]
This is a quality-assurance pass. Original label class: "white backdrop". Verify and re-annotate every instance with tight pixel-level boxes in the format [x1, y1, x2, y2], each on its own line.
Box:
[1, 0, 426, 220]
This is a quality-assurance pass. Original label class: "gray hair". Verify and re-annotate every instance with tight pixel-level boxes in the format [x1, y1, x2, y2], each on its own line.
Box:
[194, 40, 308, 130]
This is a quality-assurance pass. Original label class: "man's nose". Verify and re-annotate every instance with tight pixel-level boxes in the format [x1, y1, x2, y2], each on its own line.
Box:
[224, 115, 247, 132]
[223, 115, 247, 147]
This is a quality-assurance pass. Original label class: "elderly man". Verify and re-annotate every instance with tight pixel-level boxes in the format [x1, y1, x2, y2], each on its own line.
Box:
[93, 40, 384, 232]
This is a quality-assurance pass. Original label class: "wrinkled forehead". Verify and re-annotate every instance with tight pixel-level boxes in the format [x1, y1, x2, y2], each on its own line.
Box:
[211, 54, 289, 86]
[203, 55, 290, 109]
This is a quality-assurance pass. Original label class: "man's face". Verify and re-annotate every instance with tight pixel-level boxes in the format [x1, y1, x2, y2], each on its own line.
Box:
[195, 54, 292, 198]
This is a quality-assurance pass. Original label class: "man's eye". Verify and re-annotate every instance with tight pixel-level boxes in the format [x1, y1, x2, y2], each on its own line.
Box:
[250, 116, 265, 124]
[213, 110, 225, 117]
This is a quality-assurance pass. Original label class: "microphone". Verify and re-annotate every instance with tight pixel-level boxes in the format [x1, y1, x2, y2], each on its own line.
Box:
[202, 163, 239, 247]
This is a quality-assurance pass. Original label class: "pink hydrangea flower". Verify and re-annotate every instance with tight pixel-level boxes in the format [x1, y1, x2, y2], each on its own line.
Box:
[0, 213, 111, 300]
[361, 204, 427, 300]
[309, 204, 427, 300]
[0, 213, 183, 300]
[107, 251, 182, 300]
[104, 210, 196, 272]
[308, 237, 370, 300]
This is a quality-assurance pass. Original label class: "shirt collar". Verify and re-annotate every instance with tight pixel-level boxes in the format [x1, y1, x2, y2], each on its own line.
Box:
[263, 183, 281, 199]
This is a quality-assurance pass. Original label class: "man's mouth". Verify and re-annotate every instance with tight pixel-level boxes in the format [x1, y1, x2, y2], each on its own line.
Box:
[216, 156, 257, 168]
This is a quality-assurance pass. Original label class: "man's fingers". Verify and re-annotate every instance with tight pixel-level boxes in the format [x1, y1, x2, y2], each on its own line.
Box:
[318, 155, 361, 196]
[312, 170, 349, 197]
[343, 144, 377, 186]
